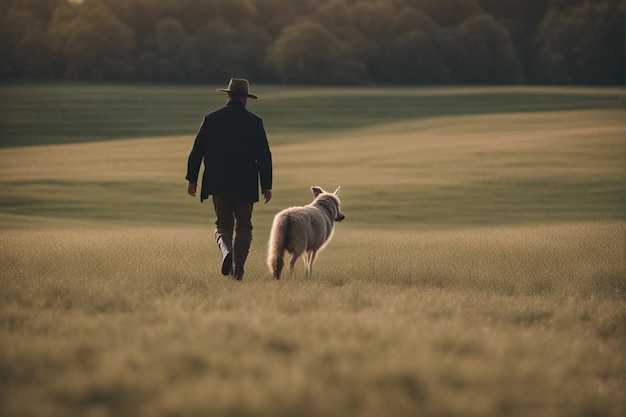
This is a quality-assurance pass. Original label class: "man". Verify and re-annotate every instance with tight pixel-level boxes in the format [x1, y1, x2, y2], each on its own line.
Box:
[186, 78, 273, 280]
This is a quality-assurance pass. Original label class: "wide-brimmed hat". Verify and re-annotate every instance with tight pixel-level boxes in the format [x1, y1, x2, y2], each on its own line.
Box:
[217, 78, 258, 99]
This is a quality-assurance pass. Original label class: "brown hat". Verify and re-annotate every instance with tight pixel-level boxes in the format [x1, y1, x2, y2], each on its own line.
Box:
[217, 78, 258, 99]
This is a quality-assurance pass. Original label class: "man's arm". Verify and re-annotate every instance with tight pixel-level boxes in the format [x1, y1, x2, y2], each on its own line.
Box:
[255, 119, 273, 195]
[186, 117, 209, 196]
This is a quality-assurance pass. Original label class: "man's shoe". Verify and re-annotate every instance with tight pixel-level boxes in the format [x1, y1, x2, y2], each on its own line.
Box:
[221, 252, 233, 276]
[233, 266, 244, 281]
[217, 237, 233, 276]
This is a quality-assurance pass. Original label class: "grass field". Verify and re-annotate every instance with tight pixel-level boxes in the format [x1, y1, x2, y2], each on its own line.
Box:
[0, 85, 624, 417]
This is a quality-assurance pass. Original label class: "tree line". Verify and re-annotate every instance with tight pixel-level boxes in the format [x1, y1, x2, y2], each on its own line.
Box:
[1, 0, 623, 85]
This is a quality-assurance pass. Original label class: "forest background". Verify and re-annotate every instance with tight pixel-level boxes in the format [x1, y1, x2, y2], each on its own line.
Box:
[1, 0, 624, 86]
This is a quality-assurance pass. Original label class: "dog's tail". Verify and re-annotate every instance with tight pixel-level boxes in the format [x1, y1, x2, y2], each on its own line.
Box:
[267, 213, 289, 279]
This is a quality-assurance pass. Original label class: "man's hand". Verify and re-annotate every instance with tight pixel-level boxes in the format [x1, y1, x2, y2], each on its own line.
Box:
[187, 182, 197, 197]
[262, 189, 272, 204]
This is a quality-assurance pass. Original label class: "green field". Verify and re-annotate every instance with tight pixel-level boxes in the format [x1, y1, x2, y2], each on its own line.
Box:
[0, 85, 624, 417]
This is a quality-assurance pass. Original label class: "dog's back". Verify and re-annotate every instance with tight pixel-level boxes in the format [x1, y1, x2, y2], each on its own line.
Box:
[267, 186, 344, 279]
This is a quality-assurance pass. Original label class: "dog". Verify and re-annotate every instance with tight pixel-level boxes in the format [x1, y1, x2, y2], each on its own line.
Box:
[267, 186, 345, 279]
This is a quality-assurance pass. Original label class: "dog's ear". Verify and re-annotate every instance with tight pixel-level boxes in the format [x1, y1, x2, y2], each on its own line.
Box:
[311, 186, 324, 198]
[334, 186, 341, 196]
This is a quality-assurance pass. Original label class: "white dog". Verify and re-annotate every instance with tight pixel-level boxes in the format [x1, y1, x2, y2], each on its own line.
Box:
[267, 186, 345, 279]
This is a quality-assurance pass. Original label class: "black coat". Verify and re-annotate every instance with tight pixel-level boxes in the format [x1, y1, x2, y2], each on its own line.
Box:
[186, 101, 273, 203]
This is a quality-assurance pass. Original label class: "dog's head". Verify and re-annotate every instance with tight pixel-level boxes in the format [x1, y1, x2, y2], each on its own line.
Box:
[311, 186, 345, 222]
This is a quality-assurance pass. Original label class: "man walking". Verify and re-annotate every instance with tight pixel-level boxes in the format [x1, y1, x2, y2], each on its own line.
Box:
[186, 78, 273, 280]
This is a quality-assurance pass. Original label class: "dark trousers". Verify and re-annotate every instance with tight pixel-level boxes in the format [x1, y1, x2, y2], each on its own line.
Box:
[212, 195, 253, 273]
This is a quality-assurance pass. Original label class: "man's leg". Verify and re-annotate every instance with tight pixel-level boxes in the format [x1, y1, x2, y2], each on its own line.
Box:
[212, 195, 234, 276]
[232, 199, 254, 280]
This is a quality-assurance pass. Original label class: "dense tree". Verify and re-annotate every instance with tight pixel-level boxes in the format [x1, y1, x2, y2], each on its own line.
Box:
[1, 0, 623, 85]
[324, 1, 403, 82]
[137, 18, 197, 82]
[0, 9, 37, 76]
[405, 0, 482, 26]
[0, 0, 62, 77]
[194, 20, 244, 82]
[254, 0, 325, 37]
[477, 0, 551, 82]
[103, 0, 161, 47]
[13, 17, 55, 78]
[48, 0, 134, 79]
[446, 14, 523, 84]
[378, 9, 450, 83]
[194, 20, 270, 82]
[534, 0, 624, 84]
[1, 0, 65, 21]
[267, 21, 367, 84]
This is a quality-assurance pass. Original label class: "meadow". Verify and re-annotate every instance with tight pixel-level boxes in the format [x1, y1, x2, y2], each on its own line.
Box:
[0, 84, 624, 417]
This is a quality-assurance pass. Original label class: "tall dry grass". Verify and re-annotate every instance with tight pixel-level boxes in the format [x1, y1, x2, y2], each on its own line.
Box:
[0, 222, 623, 417]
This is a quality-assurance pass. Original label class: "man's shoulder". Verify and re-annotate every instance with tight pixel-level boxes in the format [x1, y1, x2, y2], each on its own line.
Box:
[243, 108, 263, 123]
[206, 106, 262, 122]
[206, 106, 228, 118]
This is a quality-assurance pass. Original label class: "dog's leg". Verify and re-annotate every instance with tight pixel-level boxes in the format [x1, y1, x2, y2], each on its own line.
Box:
[303, 252, 312, 277]
[289, 242, 305, 277]
[308, 250, 318, 276]
[289, 253, 300, 277]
